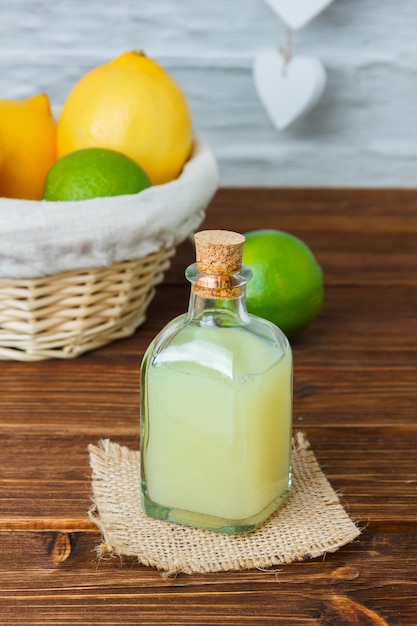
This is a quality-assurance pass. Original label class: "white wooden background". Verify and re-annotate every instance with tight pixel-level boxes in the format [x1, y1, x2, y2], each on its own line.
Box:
[0, 0, 415, 187]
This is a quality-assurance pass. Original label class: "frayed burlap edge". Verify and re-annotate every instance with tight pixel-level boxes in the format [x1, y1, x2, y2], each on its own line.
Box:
[88, 432, 360, 576]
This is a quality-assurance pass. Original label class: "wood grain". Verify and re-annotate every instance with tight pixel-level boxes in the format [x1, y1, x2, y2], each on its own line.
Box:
[1, 189, 416, 624]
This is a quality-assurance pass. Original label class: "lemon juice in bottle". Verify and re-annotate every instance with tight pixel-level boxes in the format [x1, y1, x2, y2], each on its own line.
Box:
[140, 230, 292, 533]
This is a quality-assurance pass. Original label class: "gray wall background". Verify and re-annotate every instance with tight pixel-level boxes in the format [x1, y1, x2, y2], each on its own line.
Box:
[1, 0, 415, 187]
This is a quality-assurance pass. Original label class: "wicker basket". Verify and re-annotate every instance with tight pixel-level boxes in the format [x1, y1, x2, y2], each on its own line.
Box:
[0, 248, 175, 361]
[0, 139, 218, 361]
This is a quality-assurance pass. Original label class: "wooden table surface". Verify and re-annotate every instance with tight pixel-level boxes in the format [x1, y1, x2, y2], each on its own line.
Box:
[1, 189, 416, 625]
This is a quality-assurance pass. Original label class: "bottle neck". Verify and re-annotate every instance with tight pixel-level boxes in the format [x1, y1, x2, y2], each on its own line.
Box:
[185, 262, 252, 327]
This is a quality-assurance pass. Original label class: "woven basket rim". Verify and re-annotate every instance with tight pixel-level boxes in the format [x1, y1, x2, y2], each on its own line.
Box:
[0, 248, 174, 286]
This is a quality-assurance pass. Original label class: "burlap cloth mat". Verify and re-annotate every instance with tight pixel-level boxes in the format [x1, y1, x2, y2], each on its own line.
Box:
[88, 432, 360, 576]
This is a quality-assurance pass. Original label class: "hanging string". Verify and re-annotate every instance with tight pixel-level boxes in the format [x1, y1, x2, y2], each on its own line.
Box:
[279, 27, 292, 73]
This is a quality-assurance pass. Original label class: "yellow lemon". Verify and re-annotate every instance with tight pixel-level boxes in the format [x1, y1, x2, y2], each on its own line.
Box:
[42, 147, 151, 201]
[57, 51, 193, 185]
[242, 229, 324, 338]
[0, 94, 56, 200]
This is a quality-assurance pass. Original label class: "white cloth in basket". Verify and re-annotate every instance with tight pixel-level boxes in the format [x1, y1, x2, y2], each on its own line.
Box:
[0, 138, 219, 279]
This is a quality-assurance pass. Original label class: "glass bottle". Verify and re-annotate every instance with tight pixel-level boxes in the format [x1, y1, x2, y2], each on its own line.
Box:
[140, 230, 292, 533]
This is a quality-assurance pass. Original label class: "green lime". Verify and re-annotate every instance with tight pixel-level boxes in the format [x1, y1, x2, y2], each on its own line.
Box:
[242, 229, 324, 338]
[42, 147, 151, 201]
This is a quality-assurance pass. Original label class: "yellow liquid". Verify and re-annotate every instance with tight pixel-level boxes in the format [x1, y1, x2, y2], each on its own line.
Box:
[143, 325, 292, 530]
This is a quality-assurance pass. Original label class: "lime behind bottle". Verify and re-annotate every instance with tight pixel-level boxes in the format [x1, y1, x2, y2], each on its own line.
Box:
[140, 230, 293, 533]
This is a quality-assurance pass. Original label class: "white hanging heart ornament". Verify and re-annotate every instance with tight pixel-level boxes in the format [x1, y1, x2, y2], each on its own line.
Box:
[265, 0, 334, 30]
[253, 48, 326, 130]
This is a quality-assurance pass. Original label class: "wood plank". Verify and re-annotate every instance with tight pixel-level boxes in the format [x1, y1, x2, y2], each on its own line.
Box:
[2, 363, 417, 428]
[165, 189, 417, 288]
[0, 427, 415, 528]
[204, 189, 417, 234]
[0, 531, 415, 625]
[141, 284, 417, 366]
[203, 189, 417, 287]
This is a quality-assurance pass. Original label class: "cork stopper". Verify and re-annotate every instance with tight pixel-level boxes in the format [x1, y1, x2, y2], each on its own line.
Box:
[194, 230, 245, 274]
[192, 230, 246, 299]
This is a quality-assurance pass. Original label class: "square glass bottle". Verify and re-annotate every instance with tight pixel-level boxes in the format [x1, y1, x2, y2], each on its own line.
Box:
[140, 230, 292, 533]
